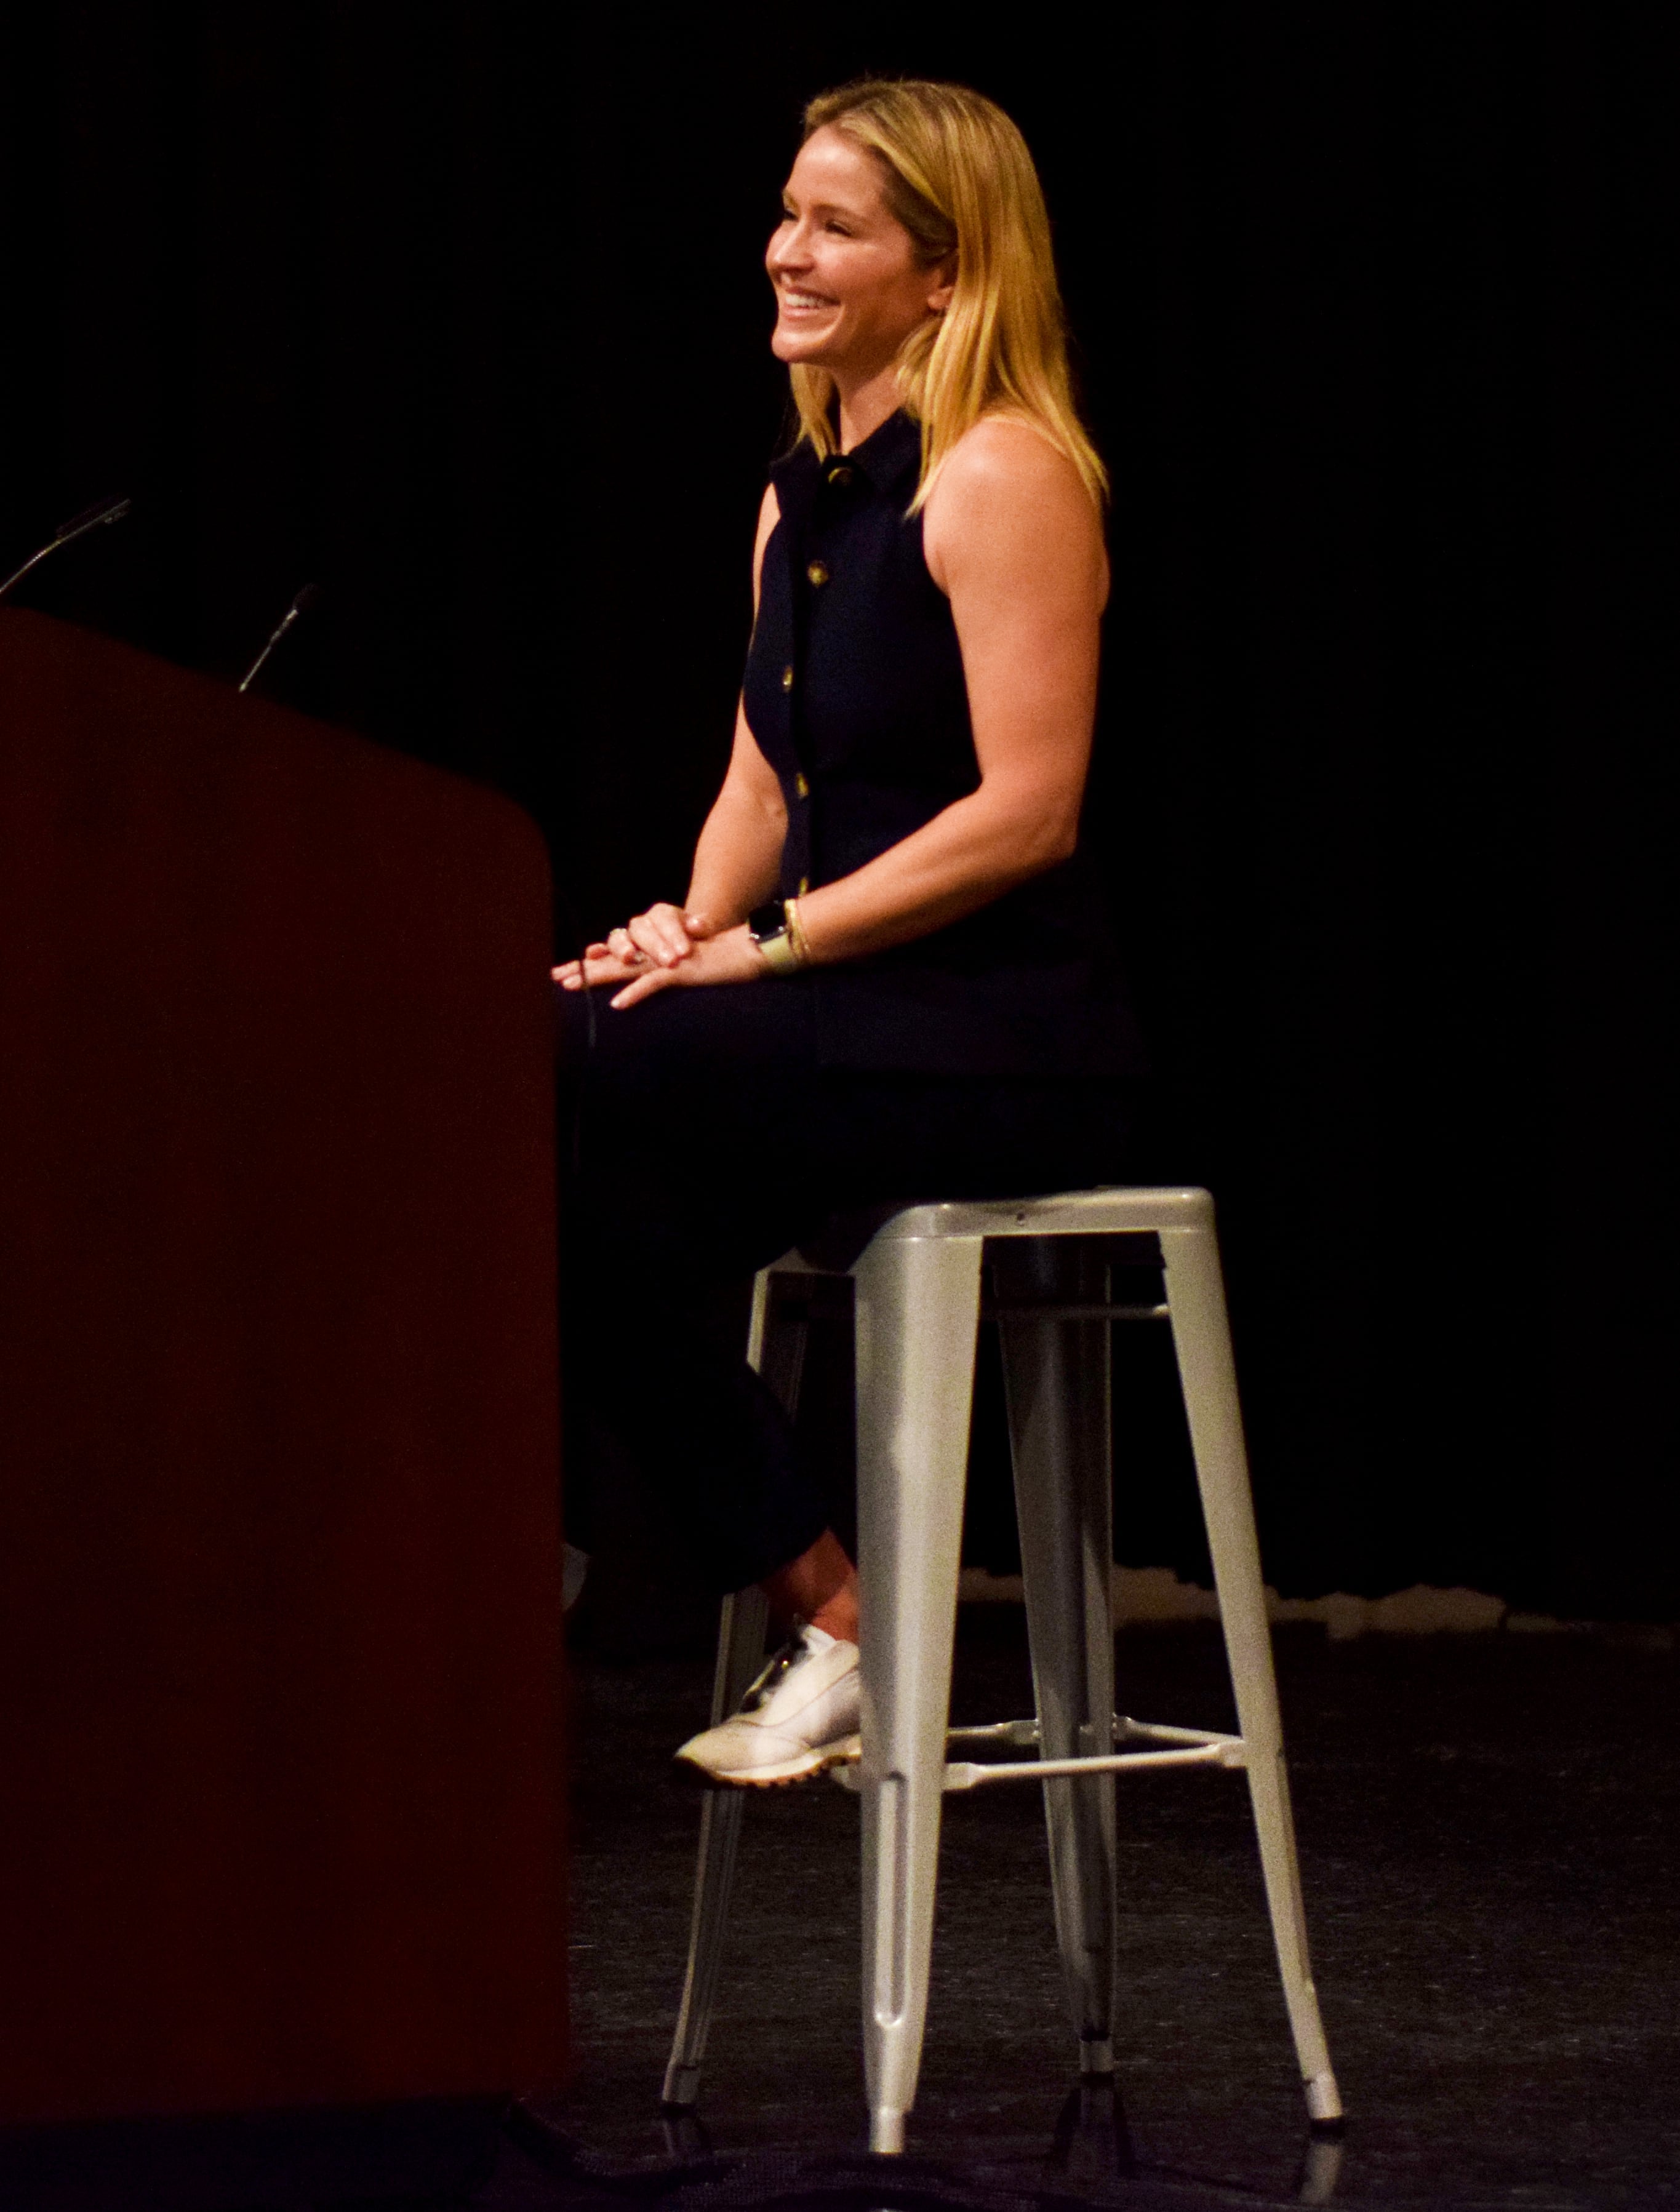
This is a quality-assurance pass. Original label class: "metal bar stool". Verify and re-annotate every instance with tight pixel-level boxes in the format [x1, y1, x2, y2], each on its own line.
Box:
[661, 1186, 1342, 2155]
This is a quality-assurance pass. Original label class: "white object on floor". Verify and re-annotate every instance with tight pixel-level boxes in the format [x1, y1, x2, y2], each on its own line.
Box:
[961, 1565, 1511, 1639]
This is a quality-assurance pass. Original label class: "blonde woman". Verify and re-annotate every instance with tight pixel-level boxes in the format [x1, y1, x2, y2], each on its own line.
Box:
[554, 79, 1146, 1783]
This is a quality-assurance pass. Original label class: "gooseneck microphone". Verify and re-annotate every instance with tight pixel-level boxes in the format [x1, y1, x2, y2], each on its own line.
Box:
[0, 495, 134, 604]
[238, 582, 322, 695]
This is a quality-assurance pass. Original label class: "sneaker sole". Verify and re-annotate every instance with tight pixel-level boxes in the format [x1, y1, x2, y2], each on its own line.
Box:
[675, 1731, 862, 1789]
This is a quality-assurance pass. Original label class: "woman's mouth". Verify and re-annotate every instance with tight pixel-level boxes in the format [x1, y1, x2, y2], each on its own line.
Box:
[780, 289, 835, 314]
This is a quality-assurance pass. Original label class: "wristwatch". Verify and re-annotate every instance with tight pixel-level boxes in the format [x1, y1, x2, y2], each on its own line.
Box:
[747, 898, 802, 975]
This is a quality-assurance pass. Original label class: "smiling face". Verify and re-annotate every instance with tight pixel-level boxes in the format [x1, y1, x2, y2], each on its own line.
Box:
[767, 126, 954, 388]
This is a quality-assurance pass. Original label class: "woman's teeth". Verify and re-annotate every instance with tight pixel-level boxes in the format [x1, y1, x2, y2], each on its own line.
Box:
[782, 291, 831, 309]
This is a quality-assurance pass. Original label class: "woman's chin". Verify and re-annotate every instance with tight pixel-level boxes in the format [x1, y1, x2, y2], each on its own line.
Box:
[770, 319, 842, 366]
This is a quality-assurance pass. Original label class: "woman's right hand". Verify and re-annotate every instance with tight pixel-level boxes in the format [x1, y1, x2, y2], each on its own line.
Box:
[618, 902, 718, 970]
[552, 904, 719, 990]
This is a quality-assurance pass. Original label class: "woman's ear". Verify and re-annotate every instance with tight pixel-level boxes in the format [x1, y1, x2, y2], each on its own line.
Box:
[926, 255, 958, 315]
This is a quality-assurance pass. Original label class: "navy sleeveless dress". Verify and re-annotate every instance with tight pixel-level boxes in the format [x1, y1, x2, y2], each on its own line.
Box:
[742, 407, 1146, 1077]
[555, 409, 1146, 1591]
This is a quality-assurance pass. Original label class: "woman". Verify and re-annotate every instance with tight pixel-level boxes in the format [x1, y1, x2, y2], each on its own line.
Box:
[554, 78, 1145, 1785]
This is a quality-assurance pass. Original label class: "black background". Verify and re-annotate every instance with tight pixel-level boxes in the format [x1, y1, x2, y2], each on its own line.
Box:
[3, 5, 1671, 1616]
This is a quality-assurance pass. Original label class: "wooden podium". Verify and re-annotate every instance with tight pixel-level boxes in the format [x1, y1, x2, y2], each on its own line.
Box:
[0, 612, 565, 2194]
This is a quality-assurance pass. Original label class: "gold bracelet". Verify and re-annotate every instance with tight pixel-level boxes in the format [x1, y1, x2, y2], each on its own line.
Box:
[785, 895, 812, 968]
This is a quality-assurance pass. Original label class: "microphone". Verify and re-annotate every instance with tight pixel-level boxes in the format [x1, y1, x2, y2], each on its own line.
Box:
[238, 582, 322, 695]
[0, 495, 133, 604]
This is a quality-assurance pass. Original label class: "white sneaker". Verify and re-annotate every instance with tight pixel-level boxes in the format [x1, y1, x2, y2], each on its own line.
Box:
[675, 1624, 861, 1787]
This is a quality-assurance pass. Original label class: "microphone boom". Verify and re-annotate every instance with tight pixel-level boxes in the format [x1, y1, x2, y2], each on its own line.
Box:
[0, 496, 133, 604]
[238, 583, 322, 695]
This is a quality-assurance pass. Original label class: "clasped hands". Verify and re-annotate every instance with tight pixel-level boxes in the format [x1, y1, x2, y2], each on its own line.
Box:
[551, 903, 767, 1009]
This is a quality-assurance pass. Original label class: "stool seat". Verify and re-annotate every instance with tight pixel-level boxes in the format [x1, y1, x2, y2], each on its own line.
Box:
[661, 1186, 1341, 2155]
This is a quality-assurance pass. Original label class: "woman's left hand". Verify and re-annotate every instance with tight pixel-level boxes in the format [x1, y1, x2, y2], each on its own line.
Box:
[602, 922, 766, 1009]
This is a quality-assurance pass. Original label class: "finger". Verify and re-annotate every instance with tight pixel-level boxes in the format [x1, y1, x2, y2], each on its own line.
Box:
[609, 963, 678, 1010]
[652, 903, 702, 960]
[580, 952, 638, 987]
[637, 906, 690, 960]
[630, 912, 691, 968]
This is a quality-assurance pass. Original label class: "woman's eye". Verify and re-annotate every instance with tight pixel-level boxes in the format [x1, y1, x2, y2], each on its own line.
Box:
[825, 221, 853, 237]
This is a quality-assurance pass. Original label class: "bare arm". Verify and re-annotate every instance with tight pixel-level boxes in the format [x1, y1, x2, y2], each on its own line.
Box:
[683, 706, 786, 928]
[681, 484, 788, 928]
[794, 417, 1106, 964]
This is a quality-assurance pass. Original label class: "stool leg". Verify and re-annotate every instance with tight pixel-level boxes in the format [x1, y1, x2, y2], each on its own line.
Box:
[852, 1229, 983, 2155]
[996, 1239, 1119, 2078]
[661, 1585, 769, 2106]
[1160, 1218, 1343, 2128]
[661, 1271, 800, 2109]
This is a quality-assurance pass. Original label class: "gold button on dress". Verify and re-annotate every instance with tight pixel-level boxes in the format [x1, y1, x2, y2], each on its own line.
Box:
[781, 665, 794, 692]
[806, 561, 830, 587]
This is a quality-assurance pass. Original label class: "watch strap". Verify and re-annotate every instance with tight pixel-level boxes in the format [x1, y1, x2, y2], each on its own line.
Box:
[755, 928, 801, 976]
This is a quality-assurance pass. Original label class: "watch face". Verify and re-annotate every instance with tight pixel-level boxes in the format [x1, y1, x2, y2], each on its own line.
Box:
[747, 900, 786, 943]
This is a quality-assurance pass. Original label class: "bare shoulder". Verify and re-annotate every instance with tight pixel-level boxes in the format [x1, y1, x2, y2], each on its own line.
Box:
[924, 417, 1105, 599]
[937, 413, 1082, 493]
[929, 417, 1098, 523]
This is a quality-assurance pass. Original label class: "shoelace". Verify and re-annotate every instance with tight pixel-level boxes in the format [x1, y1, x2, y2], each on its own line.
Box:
[740, 1634, 809, 1712]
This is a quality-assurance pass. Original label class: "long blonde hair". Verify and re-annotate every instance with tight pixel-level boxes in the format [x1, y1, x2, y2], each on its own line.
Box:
[790, 78, 1106, 512]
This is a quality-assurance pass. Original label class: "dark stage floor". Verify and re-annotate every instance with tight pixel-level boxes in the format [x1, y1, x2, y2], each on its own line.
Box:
[482, 1610, 1679, 2212]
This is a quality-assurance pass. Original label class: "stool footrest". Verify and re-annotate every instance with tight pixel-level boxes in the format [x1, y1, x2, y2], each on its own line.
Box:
[982, 1300, 1170, 1322]
[943, 1714, 1243, 1750]
[831, 1738, 1246, 1792]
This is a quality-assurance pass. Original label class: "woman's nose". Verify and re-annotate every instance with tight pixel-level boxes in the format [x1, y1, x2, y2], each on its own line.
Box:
[768, 222, 812, 276]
